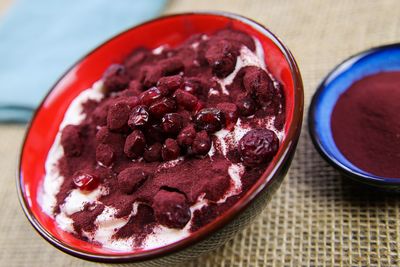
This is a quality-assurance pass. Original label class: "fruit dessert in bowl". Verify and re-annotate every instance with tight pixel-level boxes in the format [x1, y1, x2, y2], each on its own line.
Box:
[17, 12, 303, 264]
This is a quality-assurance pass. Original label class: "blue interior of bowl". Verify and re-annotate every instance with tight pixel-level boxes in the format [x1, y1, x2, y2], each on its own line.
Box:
[310, 44, 400, 182]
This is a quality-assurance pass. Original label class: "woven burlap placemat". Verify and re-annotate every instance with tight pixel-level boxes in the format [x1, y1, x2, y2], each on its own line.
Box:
[2, 0, 400, 266]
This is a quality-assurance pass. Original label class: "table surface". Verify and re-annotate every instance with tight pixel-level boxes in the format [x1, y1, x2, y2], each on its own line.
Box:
[2, 0, 400, 266]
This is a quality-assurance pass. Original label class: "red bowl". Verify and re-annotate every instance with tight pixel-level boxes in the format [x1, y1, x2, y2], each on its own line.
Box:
[17, 12, 303, 264]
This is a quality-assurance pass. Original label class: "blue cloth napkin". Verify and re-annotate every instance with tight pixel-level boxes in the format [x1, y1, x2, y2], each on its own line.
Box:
[0, 0, 166, 122]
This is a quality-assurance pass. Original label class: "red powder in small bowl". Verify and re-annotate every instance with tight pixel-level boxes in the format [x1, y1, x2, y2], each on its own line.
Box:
[331, 71, 400, 178]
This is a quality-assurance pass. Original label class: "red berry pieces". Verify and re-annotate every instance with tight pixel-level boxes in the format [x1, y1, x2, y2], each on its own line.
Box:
[157, 75, 183, 96]
[141, 66, 162, 88]
[162, 138, 180, 161]
[205, 40, 238, 78]
[177, 124, 196, 147]
[124, 47, 149, 70]
[194, 108, 226, 133]
[139, 87, 162, 106]
[215, 29, 256, 51]
[216, 102, 238, 130]
[144, 123, 165, 144]
[192, 130, 211, 155]
[128, 105, 150, 128]
[174, 89, 198, 111]
[152, 190, 191, 229]
[238, 129, 279, 166]
[61, 125, 83, 157]
[161, 113, 183, 135]
[125, 96, 140, 109]
[236, 94, 256, 117]
[124, 130, 146, 158]
[117, 167, 148, 194]
[103, 64, 130, 93]
[243, 67, 274, 106]
[143, 143, 162, 162]
[107, 101, 130, 132]
[159, 58, 184, 76]
[96, 144, 115, 166]
[92, 104, 109, 126]
[127, 80, 143, 96]
[149, 97, 176, 119]
[72, 171, 99, 191]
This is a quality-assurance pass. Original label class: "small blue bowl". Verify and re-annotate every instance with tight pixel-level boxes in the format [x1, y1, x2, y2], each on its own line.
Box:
[308, 44, 400, 191]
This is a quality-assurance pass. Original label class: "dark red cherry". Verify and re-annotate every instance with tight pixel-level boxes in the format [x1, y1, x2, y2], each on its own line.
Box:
[128, 105, 150, 128]
[174, 89, 198, 111]
[149, 97, 176, 119]
[161, 139, 180, 161]
[157, 75, 183, 96]
[177, 124, 196, 147]
[152, 190, 190, 229]
[73, 171, 99, 191]
[216, 102, 238, 130]
[238, 129, 279, 166]
[124, 130, 146, 159]
[161, 113, 183, 135]
[236, 94, 256, 117]
[139, 87, 162, 106]
[192, 130, 211, 155]
[194, 108, 225, 133]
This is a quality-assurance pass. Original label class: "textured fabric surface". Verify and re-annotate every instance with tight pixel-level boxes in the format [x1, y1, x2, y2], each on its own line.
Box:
[2, 0, 400, 266]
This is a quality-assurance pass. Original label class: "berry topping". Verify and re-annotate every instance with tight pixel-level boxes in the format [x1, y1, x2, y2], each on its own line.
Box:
[216, 102, 238, 130]
[205, 40, 238, 78]
[127, 80, 143, 96]
[107, 101, 131, 132]
[92, 105, 109, 126]
[149, 97, 176, 119]
[174, 89, 198, 111]
[144, 123, 165, 144]
[152, 190, 191, 229]
[161, 113, 183, 135]
[117, 167, 148, 194]
[238, 129, 279, 166]
[243, 67, 274, 105]
[61, 125, 83, 157]
[124, 47, 149, 70]
[161, 138, 180, 161]
[159, 58, 184, 76]
[125, 96, 140, 109]
[215, 29, 256, 51]
[177, 124, 196, 147]
[128, 105, 150, 128]
[139, 87, 162, 106]
[141, 66, 162, 88]
[96, 144, 115, 166]
[103, 64, 130, 93]
[194, 108, 225, 133]
[157, 75, 183, 95]
[72, 171, 99, 191]
[236, 94, 256, 117]
[192, 130, 211, 155]
[143, 143, 162, 162]
[124, 130, 146, 158]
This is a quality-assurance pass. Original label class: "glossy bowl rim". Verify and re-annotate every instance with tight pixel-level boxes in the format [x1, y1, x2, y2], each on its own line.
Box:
[308, 43, 400, 187]
[17, 11, 304, 263]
